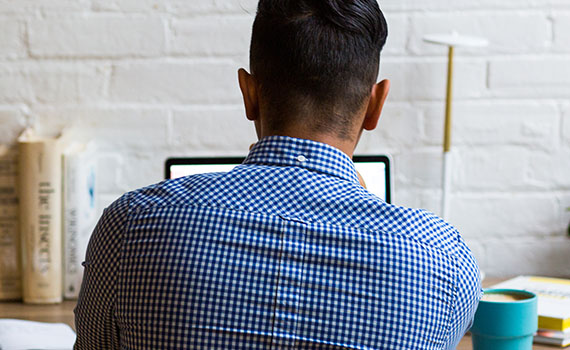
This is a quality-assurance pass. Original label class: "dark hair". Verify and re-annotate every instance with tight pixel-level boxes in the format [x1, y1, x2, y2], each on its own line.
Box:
[250, 0, 388, 138]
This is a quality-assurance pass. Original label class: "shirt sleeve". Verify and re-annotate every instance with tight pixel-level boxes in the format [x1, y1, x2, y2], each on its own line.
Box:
[74, 194, 130, 350]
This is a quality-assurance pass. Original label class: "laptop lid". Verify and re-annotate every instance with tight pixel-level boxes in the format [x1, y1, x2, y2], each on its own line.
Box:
[165, 155, 391, 203]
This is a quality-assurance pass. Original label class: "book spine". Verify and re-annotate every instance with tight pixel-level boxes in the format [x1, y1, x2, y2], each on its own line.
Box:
[0, 148, 22, 300]
[62, 150, 97, 299]
[18, 139, 62, 304]
[539, 316, 570, 332]
[63, 153, 77, 299]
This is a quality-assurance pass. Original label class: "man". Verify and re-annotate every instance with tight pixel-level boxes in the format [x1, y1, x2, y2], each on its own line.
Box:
[75, 0, 481, 349]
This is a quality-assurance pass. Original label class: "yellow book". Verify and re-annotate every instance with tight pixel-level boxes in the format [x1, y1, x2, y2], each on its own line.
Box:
[492, 276, 570, 332]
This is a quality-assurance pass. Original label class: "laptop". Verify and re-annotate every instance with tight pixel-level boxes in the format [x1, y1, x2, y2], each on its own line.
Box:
[165, 155, 392, 203]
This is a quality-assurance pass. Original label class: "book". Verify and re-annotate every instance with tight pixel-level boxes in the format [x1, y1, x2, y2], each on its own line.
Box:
[62, 142, 97, 299]
[492, 276, 570, 331]
[0, 319, 75, 349]
[534, 328, 570, 347]
[18, 129, 63, 304]
[0, 146, 22, 300]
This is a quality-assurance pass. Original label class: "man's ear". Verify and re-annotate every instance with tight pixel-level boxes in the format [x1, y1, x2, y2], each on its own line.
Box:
[362, 79, 390, 131]
[238, 68, 259, 121]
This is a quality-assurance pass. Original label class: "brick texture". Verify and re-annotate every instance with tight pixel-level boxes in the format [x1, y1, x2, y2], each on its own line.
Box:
[33, 106, 170, 150]
[171, 107, 256, 151]
[0, 107, 26, 144]
[381, 59, 487, 101]
[91, 0, 165, 12]
[0, 63, 105, 104]
[357, 104, 423, 151]
[563, 104, 570, 144]
[489, 58, 570, 98]
[423, 102, 559, 148]
[170, 16, 252, 56]
[29, 17, 166, 58]
[449, 194, 559, 238]
[553, 14, 570, 52]
[0, 19, 25, 58]
[0, 0, 86, 13]
[109, 62, 241, 104]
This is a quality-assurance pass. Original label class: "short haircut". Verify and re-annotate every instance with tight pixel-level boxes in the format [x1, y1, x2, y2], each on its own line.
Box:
[250, 0, 388, 138]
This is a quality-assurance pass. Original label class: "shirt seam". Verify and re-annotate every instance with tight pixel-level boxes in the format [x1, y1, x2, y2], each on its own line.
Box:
[112, 192, 133, 341]
[240, 161, 360, 185]
[440, 252, 460, 349]
[129, 201, 460, 261]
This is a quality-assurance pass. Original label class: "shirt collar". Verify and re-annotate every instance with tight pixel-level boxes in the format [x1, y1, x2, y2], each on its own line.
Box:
[243, 135, 360, 185]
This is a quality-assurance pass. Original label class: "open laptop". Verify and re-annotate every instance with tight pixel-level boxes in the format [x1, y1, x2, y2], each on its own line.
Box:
[165, 155, 392, 203]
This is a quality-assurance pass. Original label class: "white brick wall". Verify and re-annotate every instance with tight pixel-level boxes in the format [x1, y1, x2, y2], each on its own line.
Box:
[109, 61, 241, 104]
[170, 16, 252, 56]
[423, 103, 559, 149]
[563, 104, 570, 144]
[29, 17, 166, 58]
[0, 0, 568, 278]
[380, 59, 487, 101]
[0, 62, 106, 104]
[0, 19, 25, 59]
[489, 58, 570, 97]
[0, 0, 88, 14]
[171, 107, 256, 152]
[554, 14, 570, 52]
[0, 107, 26, 144]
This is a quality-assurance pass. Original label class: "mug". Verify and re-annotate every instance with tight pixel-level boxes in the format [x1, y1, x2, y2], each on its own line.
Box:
[470, 288, 538, 350]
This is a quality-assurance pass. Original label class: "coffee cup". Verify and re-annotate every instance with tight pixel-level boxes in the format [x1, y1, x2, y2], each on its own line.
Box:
[470, 289, 538, 350]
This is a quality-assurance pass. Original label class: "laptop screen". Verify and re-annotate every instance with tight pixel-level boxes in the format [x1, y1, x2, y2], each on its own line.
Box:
[166, 155, 391, 203]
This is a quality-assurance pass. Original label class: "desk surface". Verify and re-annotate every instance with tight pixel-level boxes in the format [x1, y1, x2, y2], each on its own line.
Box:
[0, 280, 560, 349]
[0, 300, 76, 330]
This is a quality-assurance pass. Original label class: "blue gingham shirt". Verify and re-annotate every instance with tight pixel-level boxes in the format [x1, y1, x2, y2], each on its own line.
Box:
[75, 136, 481, 350]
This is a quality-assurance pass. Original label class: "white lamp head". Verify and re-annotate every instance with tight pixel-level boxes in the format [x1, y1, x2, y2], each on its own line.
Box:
[423, 32, 489, 48]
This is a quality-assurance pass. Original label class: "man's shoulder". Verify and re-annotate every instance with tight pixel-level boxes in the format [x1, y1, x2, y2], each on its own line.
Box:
[107, 172, 226, 215]
[369, 202, 463, 255]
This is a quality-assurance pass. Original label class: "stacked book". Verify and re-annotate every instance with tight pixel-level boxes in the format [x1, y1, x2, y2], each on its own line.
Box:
[493, 276, 570, 347]
[0, 129, 97, 304]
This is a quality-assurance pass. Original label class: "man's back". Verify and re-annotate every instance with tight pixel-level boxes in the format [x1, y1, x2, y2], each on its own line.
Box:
[75, 136, 481, 349]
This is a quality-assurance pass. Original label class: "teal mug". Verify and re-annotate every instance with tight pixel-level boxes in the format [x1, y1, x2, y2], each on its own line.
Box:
[471, 289, 538, 350]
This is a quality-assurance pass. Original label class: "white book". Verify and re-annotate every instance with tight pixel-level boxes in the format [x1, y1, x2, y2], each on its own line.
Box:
[534, 328, 570, 347]
[62, 142, 97, 299]
[0, 319, 76, 350]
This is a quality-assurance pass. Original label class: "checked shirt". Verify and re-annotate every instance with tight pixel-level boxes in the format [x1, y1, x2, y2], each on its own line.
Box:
[75, 135, 481, 350]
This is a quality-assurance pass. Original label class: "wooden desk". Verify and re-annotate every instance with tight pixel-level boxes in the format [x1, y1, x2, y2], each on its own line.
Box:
[456, 333, 554, 350]
[0, 282, 559, 349]
[0, 300, 77, 331]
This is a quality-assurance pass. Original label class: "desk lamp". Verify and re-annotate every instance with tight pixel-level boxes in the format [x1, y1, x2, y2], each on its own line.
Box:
[422, 32, 488, 220]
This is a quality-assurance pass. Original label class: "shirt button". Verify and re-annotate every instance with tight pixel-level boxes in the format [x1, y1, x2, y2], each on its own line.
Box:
[297, 155, 307, 162]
